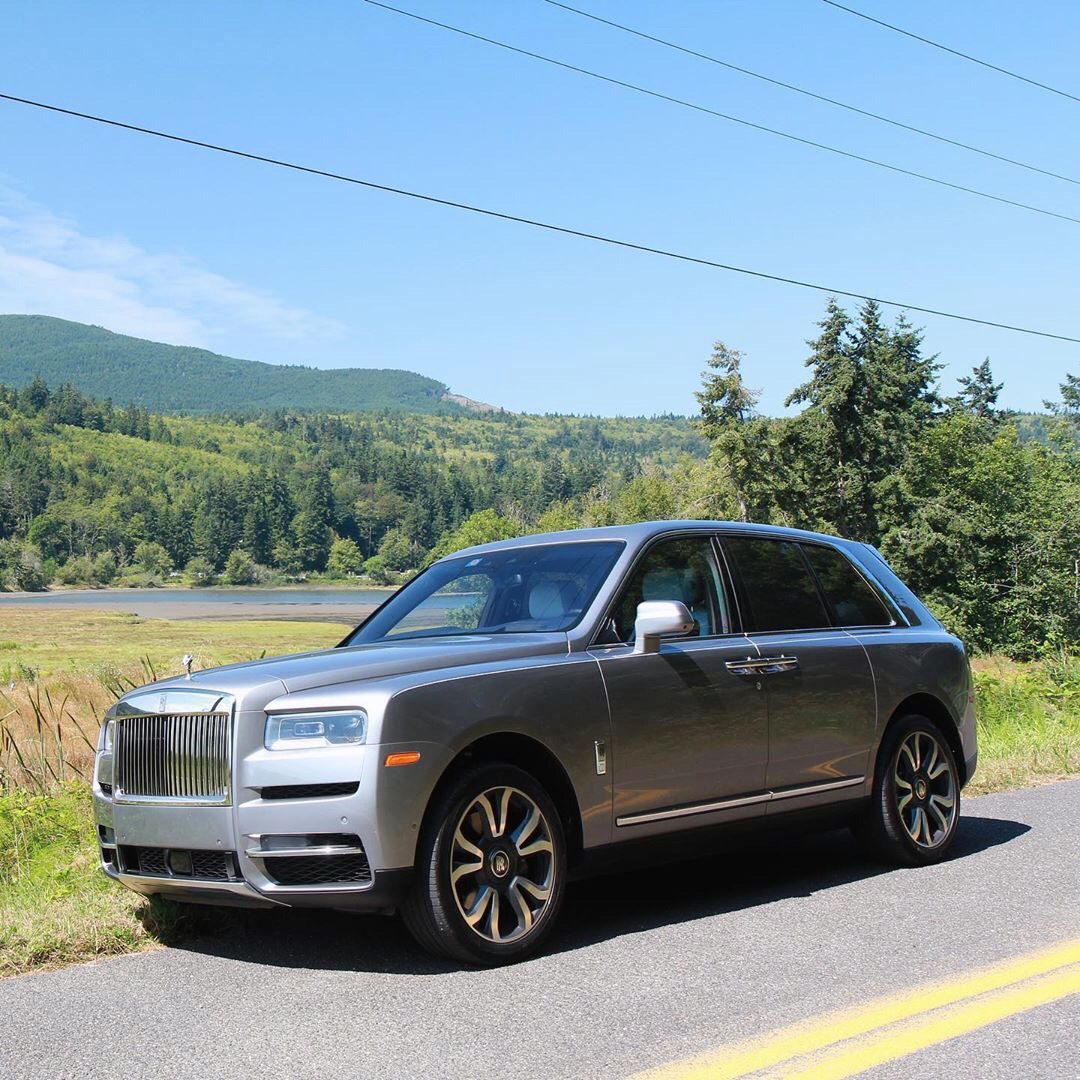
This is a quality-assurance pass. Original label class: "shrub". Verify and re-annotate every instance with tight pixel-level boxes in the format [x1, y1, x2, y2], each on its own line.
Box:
[221, 550, 258, 586]
[361, 553, 393, 584]
[184, 556, 216, 586]
[92, 551, 118, 586]
[132, 541, 172, 576]
[327, 536, 364, 577]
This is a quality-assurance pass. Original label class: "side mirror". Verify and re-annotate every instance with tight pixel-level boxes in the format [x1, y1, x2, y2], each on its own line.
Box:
[633, 600, 696, 654]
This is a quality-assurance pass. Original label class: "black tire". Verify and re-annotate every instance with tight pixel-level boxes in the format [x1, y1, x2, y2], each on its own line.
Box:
[854, 714, 961, 866]
[401, 761, 567, 966]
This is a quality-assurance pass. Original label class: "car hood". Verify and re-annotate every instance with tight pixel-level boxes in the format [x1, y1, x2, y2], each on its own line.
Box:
[122, 633, 569, 714]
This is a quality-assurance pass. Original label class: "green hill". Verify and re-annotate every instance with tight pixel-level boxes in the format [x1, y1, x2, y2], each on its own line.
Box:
[0, 314, 465, 414]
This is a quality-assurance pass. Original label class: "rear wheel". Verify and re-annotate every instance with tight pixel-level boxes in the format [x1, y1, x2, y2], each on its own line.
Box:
[402, 762, 567, 965]
[855, 714, 960, 866]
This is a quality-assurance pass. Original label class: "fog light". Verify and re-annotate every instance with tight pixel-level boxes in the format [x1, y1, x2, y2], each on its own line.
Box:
[168, 849, 193, 876]
[98, 825, 116, 845]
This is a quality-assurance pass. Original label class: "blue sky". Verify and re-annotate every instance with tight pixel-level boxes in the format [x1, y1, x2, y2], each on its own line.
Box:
[2, 0, 1078, 415]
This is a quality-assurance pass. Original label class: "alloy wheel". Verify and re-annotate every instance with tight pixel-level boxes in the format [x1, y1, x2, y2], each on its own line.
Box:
[893, 730, 956, 849]
[449, 785, 555, 944]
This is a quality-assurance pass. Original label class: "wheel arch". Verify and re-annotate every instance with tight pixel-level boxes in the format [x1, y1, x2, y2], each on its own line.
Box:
[882, 692, 967, 785]
[420, 731, 585, 866]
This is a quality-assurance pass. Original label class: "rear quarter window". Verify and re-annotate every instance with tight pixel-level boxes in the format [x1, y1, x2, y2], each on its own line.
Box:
[801, 543, 893, 627]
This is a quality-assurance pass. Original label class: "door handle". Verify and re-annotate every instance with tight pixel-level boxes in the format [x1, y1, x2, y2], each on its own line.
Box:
[724, 658, 762, 676]
[724, 655, 799, 676]
[757, 655, 799, 674]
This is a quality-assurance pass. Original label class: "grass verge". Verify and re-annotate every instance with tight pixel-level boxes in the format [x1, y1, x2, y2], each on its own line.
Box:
[967, 653, 1080, 794]
[0, 785, 185, 976]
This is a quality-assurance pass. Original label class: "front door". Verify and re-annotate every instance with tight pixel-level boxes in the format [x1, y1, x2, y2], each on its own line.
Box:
[591, 534, 769, 837]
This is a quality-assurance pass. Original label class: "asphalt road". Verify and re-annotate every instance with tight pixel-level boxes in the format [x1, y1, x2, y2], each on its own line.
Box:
[2, 781, 1078, 1080]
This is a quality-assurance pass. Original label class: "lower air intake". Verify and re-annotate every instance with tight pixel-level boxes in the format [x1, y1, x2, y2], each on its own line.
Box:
[263, 852, 372, 886]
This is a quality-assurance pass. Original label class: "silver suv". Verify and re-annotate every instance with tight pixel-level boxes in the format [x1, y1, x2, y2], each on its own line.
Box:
[94, 522, 976, 964]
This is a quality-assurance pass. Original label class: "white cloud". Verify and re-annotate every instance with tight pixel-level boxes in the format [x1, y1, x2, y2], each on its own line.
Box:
[0, 185, 343, 350]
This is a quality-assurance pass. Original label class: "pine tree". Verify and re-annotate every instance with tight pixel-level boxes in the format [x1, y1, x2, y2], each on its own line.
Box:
[950, 359, 1002, 419]
[695, 341, 771, 522]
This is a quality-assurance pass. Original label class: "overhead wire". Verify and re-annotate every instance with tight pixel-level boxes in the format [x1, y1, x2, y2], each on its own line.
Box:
[357, 0, 1080, 229]
[543, 0, 1080, 187]
[1, 91, 1077, 343]
[818, 0, 1080, 105]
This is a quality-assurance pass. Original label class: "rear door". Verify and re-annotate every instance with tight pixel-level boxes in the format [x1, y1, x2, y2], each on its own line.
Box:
[720, 535, 878, 811]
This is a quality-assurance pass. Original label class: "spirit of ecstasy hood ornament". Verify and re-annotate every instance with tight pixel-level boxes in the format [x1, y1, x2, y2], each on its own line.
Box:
[181, 654, 195, 679]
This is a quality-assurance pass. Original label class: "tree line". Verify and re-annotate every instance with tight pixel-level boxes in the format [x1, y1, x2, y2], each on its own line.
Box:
[1, 299, 1077, 658]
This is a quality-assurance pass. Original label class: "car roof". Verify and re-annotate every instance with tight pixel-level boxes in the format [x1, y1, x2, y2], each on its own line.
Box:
[439, 520, 857, 561]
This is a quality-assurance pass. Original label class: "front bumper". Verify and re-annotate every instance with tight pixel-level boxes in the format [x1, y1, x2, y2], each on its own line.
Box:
[93, 731, 450, 911]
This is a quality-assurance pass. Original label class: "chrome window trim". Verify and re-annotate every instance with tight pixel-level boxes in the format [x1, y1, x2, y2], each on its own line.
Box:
[615, 775, 865, 827]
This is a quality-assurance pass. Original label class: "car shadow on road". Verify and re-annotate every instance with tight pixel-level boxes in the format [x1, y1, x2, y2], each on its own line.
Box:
[167, 813, 1029, 975]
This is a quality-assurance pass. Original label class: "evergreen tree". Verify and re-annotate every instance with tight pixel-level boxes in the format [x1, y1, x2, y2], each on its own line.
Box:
[695, 341, 771, 522]
[949, 359, 1002, 419]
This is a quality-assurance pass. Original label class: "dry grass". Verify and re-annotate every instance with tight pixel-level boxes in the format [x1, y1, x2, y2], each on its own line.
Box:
[0, 609, 343, 791]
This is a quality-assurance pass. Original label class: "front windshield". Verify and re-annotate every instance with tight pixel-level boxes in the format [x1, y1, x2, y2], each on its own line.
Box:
[345, 541, 625, 644]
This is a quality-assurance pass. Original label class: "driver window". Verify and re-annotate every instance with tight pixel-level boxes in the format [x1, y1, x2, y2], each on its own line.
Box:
[602, 536, 729, 644]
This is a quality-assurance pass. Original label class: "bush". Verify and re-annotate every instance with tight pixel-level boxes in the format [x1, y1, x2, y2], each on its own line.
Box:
[92, 551, 118, 586]
[327, 536, 364, 577]
[132, 541, 172, 576]
[57, 555, 94, 586]
[361, 553, 393, 585]
[184, 556, 216, 586]
[221, 550, 258, 586]
[2, 544, 48, 592]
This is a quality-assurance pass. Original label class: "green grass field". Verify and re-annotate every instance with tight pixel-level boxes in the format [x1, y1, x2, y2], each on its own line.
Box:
[0, 610, 1077, 975]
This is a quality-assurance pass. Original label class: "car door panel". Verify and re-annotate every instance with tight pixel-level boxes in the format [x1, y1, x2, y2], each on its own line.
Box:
[750, 628, 876, 807]
[595, 635, 768, 836]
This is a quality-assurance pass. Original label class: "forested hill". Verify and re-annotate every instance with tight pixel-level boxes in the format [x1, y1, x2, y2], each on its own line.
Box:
[0, 315, 465, 414]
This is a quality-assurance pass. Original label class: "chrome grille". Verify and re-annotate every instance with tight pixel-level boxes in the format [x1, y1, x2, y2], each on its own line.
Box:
[115, 712, 233, 803]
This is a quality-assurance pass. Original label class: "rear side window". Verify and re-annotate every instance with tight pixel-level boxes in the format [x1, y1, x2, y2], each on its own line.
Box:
[723, 537, 829, 632]
[802, 544, 892, 627]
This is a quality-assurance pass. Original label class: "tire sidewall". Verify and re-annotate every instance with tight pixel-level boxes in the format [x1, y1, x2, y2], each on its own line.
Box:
[423, 762, 567, 965]
[875, 714, 961, 865]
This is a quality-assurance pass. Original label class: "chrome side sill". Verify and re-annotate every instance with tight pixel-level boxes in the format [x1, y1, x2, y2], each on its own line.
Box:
[615, 775, 865, 827]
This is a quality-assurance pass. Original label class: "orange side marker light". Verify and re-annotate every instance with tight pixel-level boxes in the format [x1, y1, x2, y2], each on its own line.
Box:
[384, 751, 421, 767]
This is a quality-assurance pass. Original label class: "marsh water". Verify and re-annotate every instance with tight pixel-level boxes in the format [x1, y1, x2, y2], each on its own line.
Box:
[0, 587, 400, 623]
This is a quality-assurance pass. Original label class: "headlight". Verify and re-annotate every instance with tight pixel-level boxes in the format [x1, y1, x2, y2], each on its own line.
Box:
[264, 710, 367, 751]
[97, 719, 114, 753]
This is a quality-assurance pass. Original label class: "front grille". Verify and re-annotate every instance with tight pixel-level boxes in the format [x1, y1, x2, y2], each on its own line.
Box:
[260, 782, 359, 800]
[114, 712, 232, 803]
[120, 845, 238, 881]
[263, 853, 372, 886]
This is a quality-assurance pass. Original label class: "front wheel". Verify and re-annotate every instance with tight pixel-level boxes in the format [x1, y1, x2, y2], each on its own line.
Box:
[854, 714, 960, 866]
[402, 762, 567, 965]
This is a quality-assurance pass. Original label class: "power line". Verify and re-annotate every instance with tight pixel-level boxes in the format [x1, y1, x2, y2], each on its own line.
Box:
[544, 0, 1080, 188]
[1, 91, 1076, 344]
[818, 0, 1080, 105]
[358, 0, 1080, 229]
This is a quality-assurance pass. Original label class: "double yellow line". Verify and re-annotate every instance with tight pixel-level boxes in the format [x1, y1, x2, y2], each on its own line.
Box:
[633, 937, 1080, 1079]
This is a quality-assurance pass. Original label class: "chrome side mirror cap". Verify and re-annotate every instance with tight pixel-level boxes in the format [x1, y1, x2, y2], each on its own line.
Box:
[633, 600, 696, 654]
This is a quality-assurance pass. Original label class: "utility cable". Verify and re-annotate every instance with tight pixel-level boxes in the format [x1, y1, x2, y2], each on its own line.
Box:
[818, 0, 1080, 105]
[1, 91, 1077, 343]
[543, 0, 1080, 187]
[357, 0, 1080, 229]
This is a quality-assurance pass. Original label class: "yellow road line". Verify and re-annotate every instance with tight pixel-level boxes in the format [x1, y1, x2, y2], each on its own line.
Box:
[633, 936, 1080, 1080]
[767, 961, 1080, 1080]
